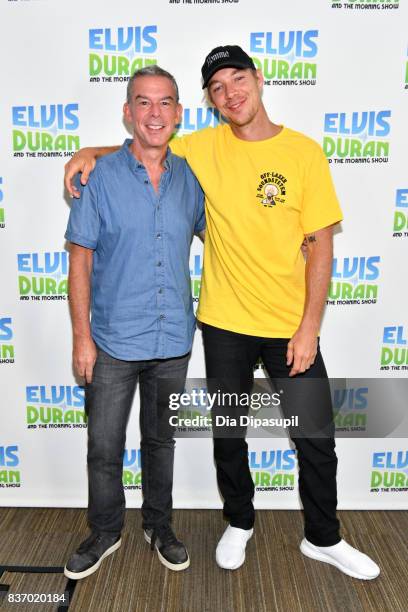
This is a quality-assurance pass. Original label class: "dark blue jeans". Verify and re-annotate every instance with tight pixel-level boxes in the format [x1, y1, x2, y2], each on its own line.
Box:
[85, 347, 189, 536]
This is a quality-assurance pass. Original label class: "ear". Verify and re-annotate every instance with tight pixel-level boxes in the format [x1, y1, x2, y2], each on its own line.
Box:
[255, 69, 264, 91]
[123, 101, 131, 124]
[175, 103, 183, 125]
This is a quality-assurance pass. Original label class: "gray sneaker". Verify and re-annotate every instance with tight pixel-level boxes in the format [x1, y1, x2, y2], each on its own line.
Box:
[64, 532, 121, 580]
[144, 524, 190, 571]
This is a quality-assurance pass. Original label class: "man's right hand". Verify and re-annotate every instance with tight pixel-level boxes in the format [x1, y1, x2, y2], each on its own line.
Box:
[64, 147, 98, 198]
[73, 336, 97, 383]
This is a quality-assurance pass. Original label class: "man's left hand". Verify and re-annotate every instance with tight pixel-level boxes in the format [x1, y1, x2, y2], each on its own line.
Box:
[286, 327, 318, 377]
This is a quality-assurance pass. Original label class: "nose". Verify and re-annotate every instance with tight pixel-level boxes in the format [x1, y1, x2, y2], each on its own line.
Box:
[150, 103, 161, 117]
[224, 82, 237, 99]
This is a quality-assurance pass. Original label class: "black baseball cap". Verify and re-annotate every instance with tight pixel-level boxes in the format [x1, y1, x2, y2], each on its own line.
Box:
[201, 45, 256, 89]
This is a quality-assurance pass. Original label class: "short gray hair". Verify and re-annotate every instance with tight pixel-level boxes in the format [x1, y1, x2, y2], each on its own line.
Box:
[126, 65, 179, 104]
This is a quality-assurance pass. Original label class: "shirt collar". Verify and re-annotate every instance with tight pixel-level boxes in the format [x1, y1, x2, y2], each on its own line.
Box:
[121, 138, 172, 173]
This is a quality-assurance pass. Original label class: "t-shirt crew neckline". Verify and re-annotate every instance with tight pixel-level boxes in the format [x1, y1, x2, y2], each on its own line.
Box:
[226, 124, 286, 146]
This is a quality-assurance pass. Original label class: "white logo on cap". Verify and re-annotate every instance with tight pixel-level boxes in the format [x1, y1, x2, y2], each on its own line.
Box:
[207, 50, 230, 66]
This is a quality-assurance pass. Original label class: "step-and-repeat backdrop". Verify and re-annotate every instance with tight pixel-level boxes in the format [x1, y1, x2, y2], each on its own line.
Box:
[0, 0, 407, 510]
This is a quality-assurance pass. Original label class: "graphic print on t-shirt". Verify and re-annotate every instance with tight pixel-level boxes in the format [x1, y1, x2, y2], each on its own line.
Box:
[256, 171, 287, 208]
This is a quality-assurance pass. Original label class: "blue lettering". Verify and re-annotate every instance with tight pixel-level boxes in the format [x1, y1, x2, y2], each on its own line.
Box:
[117, 27, 133, 52]
[105, 28, 116, 52]
[18, 254, 31, 272]
[123, 448, 142, 468]
[250, 30, 318, 58]
[332, 257, 379, 280]
[303, 30, 318, 58]
[250, 32, 264, 53]
[365, 256, 380, 281]
[0, 446, 19, 468]
[325, 111, 391, 136]
[0, 318, 13, 342]
[19, 252, 69, 275]
[89, 29, 104, 50]
[396, 189, 408, 208]
[372, 452, 385, 468]
[12, 107, 26, 127]
[324, 113, 338, 134]
[12, 105, 79, 131]
[73, 386, 85, 408]
[248, 449, 295, 470]
[333, 387, 368, 410]
[88, 26, 157, 53]
[26, 386, 39, 402]
[190, 254, 202, 276]
[376, 110, 391, 137]
[64, 104, 80, 131]
[384, 451, 408, 469]
[143, 25, 157, 53]
[396, 326, 407, 345]
[383, 327, 397, 344]
[354, 388, 368, 409]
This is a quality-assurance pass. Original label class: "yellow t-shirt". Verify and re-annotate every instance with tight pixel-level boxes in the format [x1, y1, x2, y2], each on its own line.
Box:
[170, 124, 343, 338]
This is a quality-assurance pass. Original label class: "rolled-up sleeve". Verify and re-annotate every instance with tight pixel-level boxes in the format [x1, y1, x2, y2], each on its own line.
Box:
[65, 171, 101, 249]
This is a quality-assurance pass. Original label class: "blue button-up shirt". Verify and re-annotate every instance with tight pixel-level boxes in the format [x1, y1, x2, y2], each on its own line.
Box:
[65, 139, 205, 361]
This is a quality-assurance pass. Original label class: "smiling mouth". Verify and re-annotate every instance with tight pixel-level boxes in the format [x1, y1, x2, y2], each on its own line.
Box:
[146, 124, 165, 131]
[227, 99, 245, 112]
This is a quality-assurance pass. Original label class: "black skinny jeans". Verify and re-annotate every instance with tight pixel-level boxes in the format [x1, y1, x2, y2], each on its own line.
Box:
[202, 323, 341, 547]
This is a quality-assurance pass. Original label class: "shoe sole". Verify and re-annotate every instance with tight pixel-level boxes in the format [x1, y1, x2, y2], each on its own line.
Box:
[216, 553, 245, 571]
[63, 539, 122, 580]
[144, 531, 190, 571]
[300, 539, 380, 580]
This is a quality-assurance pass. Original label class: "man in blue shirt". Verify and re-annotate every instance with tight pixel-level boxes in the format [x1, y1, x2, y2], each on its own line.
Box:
[63, 65, 205, 579]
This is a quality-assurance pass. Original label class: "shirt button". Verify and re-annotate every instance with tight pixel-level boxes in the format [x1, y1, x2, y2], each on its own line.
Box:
[156, 233, 161, 239]
[158, 288, 163, 294]
[159, 314, 165, 320]
[157, 261, 162, 267]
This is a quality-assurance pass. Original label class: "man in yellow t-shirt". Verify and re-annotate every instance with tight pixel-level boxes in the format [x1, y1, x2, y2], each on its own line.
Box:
[64, 48, 380, 580]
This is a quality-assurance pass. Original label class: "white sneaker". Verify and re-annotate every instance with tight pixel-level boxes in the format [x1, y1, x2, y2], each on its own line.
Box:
[216, 525, 253, 570]
[300, 538, 380, 580]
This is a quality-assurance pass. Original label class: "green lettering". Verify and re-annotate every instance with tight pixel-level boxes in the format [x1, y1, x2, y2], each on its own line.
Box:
[12, 130, 26, 152]
[376, 141, 389, 157]
[89, 53, 102, 76]
[8, 471, 20, 484]
[67, 135, 80, 151]
[63, 409, 75, 424]
[381, 347, 393, 365]
[289, 62, 302, 79]
[350, 139, 362, 157]
[45, 278, 57, 295]
[18, 275, 31, 295]
[371, 471, 382, 487]
[27, 406, 39, 424]
[303, 63, 316, 78]
[283, 474, 294, 486]
[323, 136, 335, 158]
[122, 470, 133, 485]
[1, 345, 14, 358]
[58, 279, 68, 294]
[118, 56, 130, 75]
[394, 211, 407, 231]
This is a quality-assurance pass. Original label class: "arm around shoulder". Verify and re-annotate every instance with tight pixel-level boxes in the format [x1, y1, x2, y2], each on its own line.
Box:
[64, 145, 120, 198]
